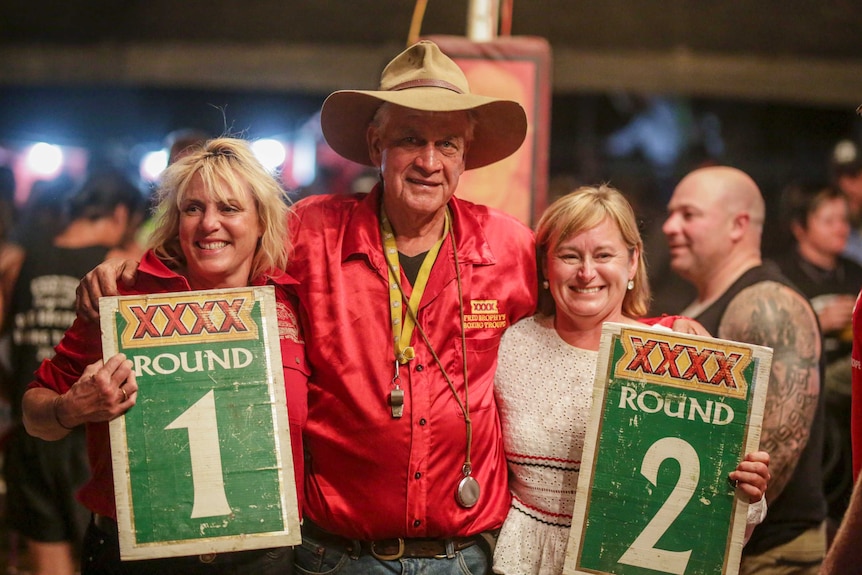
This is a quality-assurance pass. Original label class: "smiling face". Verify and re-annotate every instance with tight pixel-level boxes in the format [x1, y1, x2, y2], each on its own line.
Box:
[662, 167, 765, 287]
[178, 175, 262, 290]
[662, 176, 735, 283]
[545, 218, 639, 332]
[368, 105, 470, 225]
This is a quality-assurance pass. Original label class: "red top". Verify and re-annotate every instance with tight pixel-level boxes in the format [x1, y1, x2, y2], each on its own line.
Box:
[852, 288, 862, 480]
[287, 186, 537, 539]
[28, 250, 309, 519]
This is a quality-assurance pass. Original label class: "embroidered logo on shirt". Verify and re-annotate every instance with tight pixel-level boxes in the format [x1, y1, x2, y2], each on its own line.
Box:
[276, 303, 304, 343]
[470, 300, 499, 314]
[465, 299, 507, 330]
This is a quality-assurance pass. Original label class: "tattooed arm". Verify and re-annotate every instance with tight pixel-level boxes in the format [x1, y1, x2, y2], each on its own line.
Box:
[718, 281, 821, 502]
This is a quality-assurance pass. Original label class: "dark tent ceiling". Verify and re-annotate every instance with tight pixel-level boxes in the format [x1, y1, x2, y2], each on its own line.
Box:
[0, 0, 859, 267]
[2, 0, 861, 106]
[0, 0, 859, 211]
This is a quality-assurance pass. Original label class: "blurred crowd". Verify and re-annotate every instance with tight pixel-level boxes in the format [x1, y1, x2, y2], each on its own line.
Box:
[0, 102, 859, 575]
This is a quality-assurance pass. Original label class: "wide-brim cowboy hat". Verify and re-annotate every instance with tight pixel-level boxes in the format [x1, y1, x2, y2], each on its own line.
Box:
[320, 40, 528, 170]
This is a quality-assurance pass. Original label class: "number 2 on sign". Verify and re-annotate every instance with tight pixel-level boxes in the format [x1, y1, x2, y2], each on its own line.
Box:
[165, 390, 232, 519]
[618, 437, 698, 575]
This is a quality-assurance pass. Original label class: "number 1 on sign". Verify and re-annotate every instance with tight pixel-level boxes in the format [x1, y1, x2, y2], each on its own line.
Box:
[165, 390, 232, 519]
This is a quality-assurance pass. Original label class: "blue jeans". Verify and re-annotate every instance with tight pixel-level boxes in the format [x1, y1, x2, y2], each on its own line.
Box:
[294, 533, 489, 575]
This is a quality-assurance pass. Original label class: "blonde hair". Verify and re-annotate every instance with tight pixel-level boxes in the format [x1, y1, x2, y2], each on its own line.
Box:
[148, 137, 290, 280]
[535, 184, 650, 317]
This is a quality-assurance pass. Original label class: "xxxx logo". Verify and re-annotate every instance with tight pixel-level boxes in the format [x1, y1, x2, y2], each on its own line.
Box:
[615, 328, 751, 398]
[117, 290, 259, 348]
[470, 300, 499, 314]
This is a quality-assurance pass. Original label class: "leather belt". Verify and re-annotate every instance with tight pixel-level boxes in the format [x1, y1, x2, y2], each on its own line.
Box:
[301, 519, 491, 560]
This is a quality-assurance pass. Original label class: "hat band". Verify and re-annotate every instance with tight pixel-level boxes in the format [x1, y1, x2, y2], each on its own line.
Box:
[391, 78, 464, 94]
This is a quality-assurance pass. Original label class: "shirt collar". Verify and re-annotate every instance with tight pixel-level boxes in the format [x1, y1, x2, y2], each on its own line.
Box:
[137, 250, 299, 289]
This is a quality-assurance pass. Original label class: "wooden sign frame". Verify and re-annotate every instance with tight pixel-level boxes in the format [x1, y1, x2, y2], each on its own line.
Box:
[100, 286, 300, 560]
[564, 322, 771, 575]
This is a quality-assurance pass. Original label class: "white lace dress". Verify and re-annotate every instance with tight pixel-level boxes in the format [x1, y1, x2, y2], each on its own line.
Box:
[492, 314, 594, 575]
[492, 315, 766, 575]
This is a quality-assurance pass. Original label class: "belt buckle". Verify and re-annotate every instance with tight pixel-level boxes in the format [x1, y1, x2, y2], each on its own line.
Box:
[370, 538, 405, 561]
[434, 540, 454, 559]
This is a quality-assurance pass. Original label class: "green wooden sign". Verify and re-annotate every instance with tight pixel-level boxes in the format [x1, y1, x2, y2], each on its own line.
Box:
[100, 286, 300, 560]
[564, 323, 771, 575]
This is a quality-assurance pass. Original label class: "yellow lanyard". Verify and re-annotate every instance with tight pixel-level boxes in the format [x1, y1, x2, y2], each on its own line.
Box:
[381, 208, 450, 365]
[380, 206, 479, 506]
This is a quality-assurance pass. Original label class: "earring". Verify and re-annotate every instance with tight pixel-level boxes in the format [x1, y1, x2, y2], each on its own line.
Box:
[627, 279, 634, 291]
[542, 280, 549, 289]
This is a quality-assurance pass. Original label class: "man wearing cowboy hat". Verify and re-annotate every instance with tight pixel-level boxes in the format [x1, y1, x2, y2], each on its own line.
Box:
[74, 40, 537, 573]
[286, 41, 536, 573]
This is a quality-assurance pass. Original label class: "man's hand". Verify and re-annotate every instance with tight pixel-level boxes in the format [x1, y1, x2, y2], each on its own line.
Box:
[641, 315, 711, 336]
[670, 316, 711, 336]
[76, 258, 139, 321]
[813, 294, 855, 334]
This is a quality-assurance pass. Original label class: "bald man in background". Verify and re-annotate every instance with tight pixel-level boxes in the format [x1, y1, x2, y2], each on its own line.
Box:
[662, 166, 827, 574]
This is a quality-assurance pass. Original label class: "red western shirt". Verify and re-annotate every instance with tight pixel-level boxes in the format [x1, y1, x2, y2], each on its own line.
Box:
[287, 186, 537, 540]
[28, 250, 309, 519]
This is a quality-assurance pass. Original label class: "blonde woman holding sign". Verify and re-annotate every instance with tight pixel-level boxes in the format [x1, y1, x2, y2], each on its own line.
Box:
[21, 138, 308, 575]
[492, 185, 771, 575]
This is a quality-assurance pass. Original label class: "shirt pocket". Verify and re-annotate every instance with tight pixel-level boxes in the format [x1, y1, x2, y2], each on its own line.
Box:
[280, 338, 310, 428]
[453, 334, 501, 414]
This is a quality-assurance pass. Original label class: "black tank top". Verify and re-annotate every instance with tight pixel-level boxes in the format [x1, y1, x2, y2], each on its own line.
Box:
[694, 262, 826, 554]
[9, 237, 110, 419]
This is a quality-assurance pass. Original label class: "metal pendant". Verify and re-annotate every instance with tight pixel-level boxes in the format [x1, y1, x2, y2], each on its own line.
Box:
[456, 475, 480, 508]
